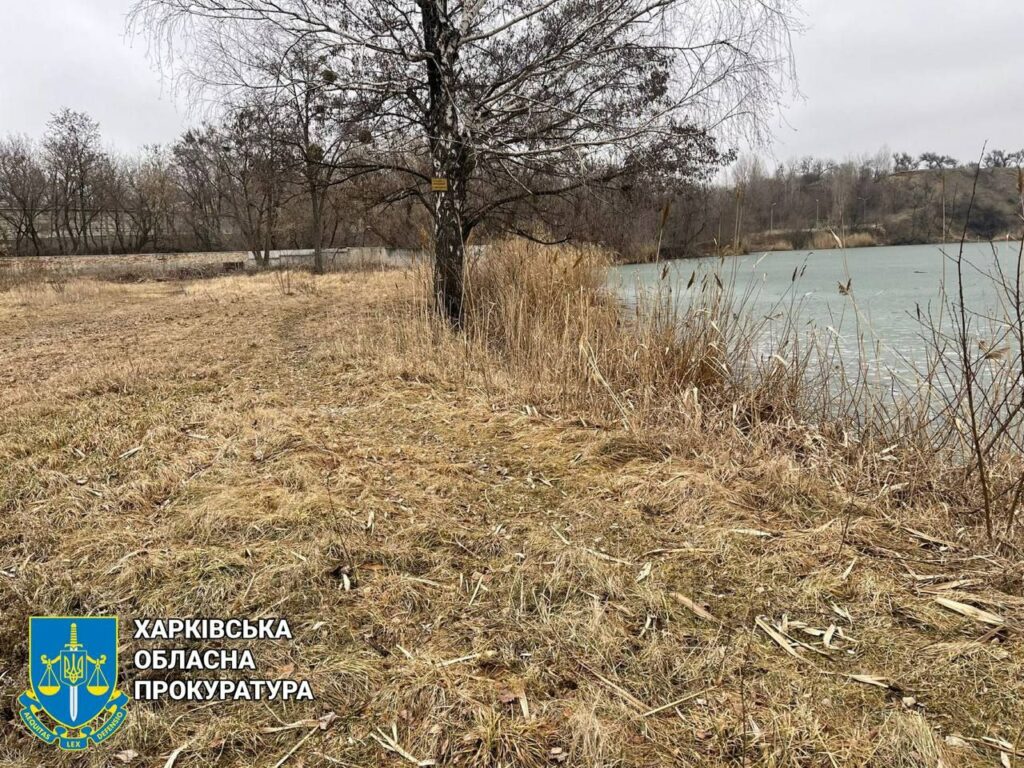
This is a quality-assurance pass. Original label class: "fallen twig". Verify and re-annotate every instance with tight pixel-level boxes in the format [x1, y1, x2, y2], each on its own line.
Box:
[371, 724, 437, 766]
[641, 692, 702, 718]
[670, 592, 720, 624]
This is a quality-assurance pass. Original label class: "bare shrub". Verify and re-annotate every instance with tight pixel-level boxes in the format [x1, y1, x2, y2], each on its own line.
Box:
[273, 268, 296, 297]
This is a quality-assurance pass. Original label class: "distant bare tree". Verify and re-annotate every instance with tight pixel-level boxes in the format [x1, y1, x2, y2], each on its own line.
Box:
[131, 0, 798, 325]
[262, 46, 365, 274]
[919, 152, 958, 171]
[984, 149, 1024, 169]
[892, 152, 917, 173]
[184, 105, 293, 266]
[43, 109, 106, 254]
[127, 147, 180, 251]
[0, 135, 48, 255]
[172, 132, 227, 250]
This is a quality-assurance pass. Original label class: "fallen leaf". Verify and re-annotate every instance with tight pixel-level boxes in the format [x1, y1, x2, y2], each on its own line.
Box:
[841, 558, 856, 580]
[730, 528, 774, 538]
[830, 602, 853, 623]
[163, 745, 188, 768]
[823, 625, 837, 649]
[755, 616, 808, 664]
[904, 526, 958, 549]
[636, 562, 652, 583]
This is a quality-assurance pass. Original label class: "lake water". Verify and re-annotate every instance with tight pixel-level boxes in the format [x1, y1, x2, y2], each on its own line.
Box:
[610, 241, 1024, 378]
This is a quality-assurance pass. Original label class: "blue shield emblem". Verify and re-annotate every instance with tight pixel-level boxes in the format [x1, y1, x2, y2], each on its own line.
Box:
[19, 617, 129, 751]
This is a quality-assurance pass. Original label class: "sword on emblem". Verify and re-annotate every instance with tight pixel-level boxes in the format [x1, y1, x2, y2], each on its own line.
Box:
[60, 623, 86, 722]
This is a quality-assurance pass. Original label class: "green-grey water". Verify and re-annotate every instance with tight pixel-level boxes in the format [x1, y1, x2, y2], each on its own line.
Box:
[611, 241, 1024, 377]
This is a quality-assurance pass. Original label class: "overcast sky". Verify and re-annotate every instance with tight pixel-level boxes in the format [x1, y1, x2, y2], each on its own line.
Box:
[1, 0, 1022, 162]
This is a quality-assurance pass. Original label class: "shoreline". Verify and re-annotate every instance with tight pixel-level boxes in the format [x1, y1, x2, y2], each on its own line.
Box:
[615, 234, 1024, 264]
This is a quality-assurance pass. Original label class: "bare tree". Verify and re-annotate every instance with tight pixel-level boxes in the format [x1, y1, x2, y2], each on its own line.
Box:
[892, 152, 917, 173]
[919, 152, 959, 171]
[97, 153, 174, 253]
[0, 135, 48, 255]
[263, 46, 364, 274]
[173, 131, 227, 250]
[131, 0, 798, 325]
[182, 106, 292, 266]
[43, 109, 106, 254]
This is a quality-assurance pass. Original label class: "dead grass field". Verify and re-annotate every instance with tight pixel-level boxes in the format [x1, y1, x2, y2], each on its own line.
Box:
[0, 251, 250, 281]
[1, 267, 1022, 767]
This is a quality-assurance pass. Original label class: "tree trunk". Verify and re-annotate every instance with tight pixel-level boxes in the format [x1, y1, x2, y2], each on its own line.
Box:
[421, 0, 470, 327]
[262, 223, 272, 267]
[310, 184, 324, 275]
[27, 216, 42, 255]
[434, 189, 465, 326]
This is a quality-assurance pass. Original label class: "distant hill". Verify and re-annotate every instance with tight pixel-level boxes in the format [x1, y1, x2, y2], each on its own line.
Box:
[710, 160, 1024, 256]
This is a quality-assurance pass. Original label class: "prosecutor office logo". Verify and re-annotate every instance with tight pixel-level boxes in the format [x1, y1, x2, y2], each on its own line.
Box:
[18, 617, 129, 751]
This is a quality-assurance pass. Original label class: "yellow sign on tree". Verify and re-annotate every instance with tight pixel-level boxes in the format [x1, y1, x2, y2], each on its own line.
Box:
[431, 178, 449, 192]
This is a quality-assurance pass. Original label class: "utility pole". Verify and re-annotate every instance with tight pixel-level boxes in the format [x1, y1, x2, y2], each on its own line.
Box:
[815, 198, 820, 230]
[770, 201, 777, 232]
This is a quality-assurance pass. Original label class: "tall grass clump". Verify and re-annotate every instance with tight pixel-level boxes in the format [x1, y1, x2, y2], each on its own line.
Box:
[415, 240, 809, 432]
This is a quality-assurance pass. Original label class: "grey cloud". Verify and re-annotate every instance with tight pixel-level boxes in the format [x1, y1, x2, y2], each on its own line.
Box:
[0, 0, 185, 150]
[1, 0, 1021, 162]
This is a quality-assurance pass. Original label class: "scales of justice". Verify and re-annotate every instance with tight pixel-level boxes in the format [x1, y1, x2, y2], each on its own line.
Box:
[36, 622, 110, 722]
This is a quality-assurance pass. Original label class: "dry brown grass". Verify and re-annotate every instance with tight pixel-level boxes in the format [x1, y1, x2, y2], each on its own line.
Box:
[810, 231, 878, 250]
[740, 230, 877, 255]
[1, 245, 1022, 767]
[0, 251, 252, 287]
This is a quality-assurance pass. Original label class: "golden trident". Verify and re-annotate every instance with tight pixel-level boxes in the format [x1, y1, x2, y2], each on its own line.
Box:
[38, 623, 110, 721]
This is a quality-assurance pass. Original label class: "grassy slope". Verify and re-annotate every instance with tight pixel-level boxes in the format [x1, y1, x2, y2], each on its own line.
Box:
[736, 167, 1024, 255]
[1, 272, 1022, 767]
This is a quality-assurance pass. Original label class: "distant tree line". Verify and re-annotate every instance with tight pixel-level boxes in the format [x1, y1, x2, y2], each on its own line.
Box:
[893, 149, 1024, 172]
[0, 105, 729, 266]
[5, 112, 1021, 266]
[703, 148, 1024, 252]
[0, 107, 429, 267]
